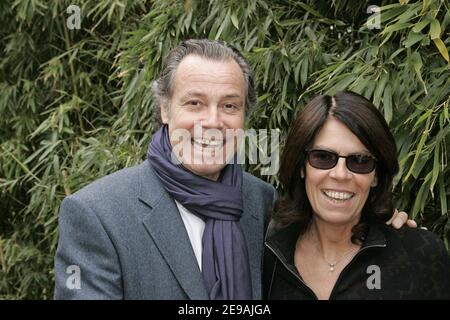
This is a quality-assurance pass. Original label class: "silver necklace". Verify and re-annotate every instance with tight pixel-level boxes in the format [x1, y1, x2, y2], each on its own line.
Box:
[321, 246, 359, 272]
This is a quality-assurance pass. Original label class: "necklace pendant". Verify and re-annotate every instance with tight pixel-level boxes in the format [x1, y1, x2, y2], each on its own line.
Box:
[328, 262, 336, 272]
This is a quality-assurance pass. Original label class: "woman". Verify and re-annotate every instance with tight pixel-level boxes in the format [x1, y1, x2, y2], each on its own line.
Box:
[263, 91, 450, 299]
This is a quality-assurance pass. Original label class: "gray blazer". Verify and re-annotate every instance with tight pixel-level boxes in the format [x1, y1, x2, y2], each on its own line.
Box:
[54, 161, 276, 299]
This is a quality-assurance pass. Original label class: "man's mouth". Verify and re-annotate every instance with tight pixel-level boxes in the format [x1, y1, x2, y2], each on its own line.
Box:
[191, 138, 224, 149]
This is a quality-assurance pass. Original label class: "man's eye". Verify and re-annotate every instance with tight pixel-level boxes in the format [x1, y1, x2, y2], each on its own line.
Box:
[224, 104, 237, 110]
[187, 100, 201, 106]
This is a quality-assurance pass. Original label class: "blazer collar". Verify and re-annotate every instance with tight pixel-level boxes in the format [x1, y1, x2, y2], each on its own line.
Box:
[138, 161, 209, 299]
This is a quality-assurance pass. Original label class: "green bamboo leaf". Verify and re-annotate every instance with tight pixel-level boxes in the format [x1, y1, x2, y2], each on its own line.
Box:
[52, 155, 60, 176]
[257, 93, 272, 102]
[421, 0, 431, 12]
[412, 18, 430, 33]
[350, 77, 369, 95]
[304, 26, 317, 42]
[413, 108, 432, 130]
[294, 60, 302, 85]
[327, 74, 356, 96]
[1, 146, 41, 183]
[403, 31, 426, 48]
[383, 84, 393, 124]
[379, 32, 393, 47]
[429, 19, 441, 39]
[107, 1, 117, 23]
[379, 5, 406, 24]
[438, 174, 448, 216]
[278, 19, 303, 27]
[411, 171, 432, 219]
[410, 52, 428, 95]
[443, 7, 450, 32]
[215, 9, 231, 40]
[388, 48, 405, 61]
[184, 10, 193, 32]
[395, 2, 421, 23]
[432, 38, 449, 62]
[231, 12, 239, 30]
[300, 58, 309, 87]
[373, 73, 388, 108]
[297, 2, 322, 18]
[430, 140, 440, 193]
[280, 74, 289, 105]
[412, 153, 430, 181]
[404, 115, 430, 182]
[380, 22, 412, 36]
[263, 50, 272, 88]
[444, 101, 449, 121]
[208, 14, 221, 39]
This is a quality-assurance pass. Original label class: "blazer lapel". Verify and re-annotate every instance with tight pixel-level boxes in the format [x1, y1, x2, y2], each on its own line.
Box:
[240, 183, 264, 300]
[137, 162, 208, 300]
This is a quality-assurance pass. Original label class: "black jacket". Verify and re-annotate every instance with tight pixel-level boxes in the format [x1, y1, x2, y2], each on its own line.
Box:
[263, 222, 450, 299]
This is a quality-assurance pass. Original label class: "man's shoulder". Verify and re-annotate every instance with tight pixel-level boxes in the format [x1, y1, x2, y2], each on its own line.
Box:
[243, 171, 275, 191]
[242, 171, 277, 202]
[68, 161, 149, 203]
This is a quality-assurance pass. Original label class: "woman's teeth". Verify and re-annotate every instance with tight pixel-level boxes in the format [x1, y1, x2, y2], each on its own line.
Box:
[323, 190, 354, 201]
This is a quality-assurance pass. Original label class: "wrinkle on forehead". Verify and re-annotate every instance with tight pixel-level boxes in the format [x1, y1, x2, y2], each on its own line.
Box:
[173, 55, 245, 98]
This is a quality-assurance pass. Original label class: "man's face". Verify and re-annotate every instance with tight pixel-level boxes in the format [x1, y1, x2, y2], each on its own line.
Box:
[161, 54, 246, 180]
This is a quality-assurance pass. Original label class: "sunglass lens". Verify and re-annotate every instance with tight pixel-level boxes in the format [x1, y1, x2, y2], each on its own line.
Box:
[308, 150, 337, 169]
[347, 155, 376, 173]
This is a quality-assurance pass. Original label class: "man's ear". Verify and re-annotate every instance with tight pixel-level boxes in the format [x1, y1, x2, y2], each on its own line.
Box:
[160, 104, 169, 124]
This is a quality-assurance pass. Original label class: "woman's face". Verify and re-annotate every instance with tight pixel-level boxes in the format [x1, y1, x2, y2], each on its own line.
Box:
[305, 117, 377, 226]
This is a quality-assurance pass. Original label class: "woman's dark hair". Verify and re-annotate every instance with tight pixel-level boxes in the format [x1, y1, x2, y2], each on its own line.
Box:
[273, 90, 399, 243]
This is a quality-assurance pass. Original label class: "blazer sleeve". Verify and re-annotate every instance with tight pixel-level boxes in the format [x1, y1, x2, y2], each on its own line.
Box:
[54, 196, 123, 299]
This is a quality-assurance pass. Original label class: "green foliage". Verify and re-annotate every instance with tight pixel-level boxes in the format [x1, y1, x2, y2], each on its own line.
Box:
[1, 0, 449, 299]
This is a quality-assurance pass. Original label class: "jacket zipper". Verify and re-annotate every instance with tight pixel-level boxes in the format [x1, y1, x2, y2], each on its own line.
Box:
[265, 243, 319, 299]
[266, 242, 386, 300]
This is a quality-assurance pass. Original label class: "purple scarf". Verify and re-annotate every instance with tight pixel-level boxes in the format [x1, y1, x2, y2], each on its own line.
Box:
[147, 125, 252, 300]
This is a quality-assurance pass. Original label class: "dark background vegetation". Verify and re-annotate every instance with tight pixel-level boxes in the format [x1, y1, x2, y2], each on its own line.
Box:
[0, 0, 449, 299]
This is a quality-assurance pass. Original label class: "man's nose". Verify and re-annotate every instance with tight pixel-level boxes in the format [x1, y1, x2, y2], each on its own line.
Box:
[329, 158, 352, 180]
[202, 105, 223, 128]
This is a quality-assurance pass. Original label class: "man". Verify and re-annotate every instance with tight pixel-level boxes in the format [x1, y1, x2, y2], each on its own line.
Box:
[54, 39, 413, 299]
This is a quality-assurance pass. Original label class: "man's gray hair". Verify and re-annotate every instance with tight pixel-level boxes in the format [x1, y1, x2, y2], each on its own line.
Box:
[152, 39, 257, 114]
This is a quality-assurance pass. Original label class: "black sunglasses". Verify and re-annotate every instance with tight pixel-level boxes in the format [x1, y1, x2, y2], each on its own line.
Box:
[306, 149, 377, 174]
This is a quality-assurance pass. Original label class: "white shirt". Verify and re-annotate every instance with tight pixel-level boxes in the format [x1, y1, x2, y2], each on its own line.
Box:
[175, 200, 205, 270]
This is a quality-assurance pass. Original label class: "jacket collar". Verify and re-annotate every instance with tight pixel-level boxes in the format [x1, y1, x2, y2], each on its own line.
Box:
[265, 220, 387, 268]
[138, 161, 209, 299]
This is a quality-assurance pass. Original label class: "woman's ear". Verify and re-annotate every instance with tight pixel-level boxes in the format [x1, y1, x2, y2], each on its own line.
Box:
[371, 174, 378, 187]
[300, 168, 305, 179]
